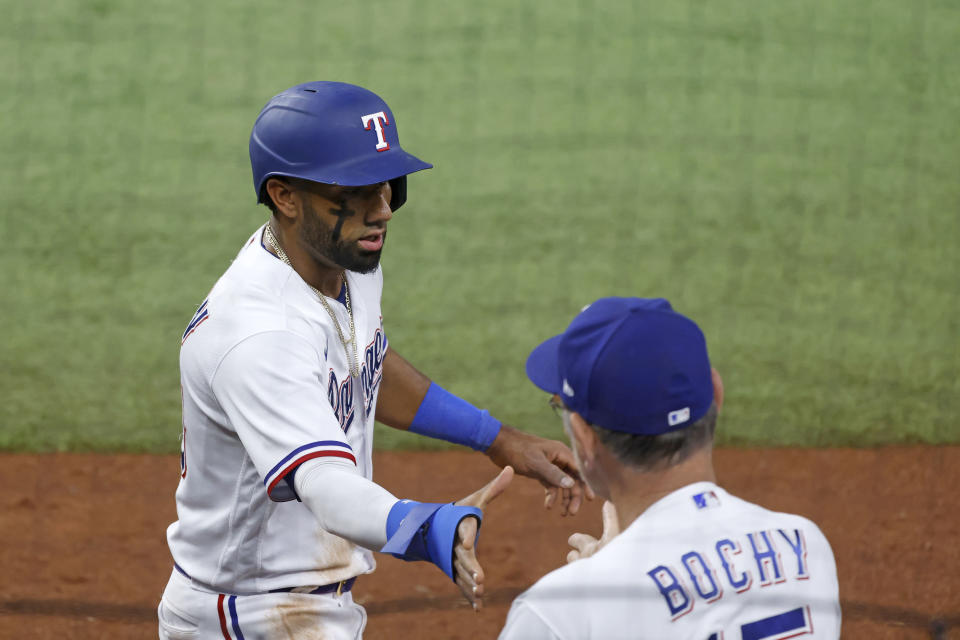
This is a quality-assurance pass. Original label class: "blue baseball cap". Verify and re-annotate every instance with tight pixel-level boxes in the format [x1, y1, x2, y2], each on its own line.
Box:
[525, 297, 714, 435]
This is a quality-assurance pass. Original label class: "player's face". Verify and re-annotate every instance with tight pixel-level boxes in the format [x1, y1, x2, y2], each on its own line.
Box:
[296, 181, 393, 274]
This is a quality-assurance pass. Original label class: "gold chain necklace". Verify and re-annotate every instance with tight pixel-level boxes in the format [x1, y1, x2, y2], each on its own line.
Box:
[264, 224, 360, 378]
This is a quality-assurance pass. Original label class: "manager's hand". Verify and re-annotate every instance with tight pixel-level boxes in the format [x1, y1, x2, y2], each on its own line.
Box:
[567, 501, 620, 563]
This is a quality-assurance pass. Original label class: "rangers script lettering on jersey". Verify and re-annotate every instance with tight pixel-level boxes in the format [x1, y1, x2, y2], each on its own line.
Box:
[168, 225, 388, 594]
[499, 482, 841, 640]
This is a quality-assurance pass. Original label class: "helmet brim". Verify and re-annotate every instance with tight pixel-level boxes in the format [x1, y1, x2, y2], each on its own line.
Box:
[256, 147, 432, 201]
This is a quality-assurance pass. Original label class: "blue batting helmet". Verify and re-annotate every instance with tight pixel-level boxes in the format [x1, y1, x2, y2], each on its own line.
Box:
[249, 81, 433, 211]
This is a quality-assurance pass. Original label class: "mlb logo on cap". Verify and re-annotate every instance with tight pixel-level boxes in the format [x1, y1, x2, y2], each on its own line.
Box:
[668, 407, 691, 427]
[525, 297, 714, 436]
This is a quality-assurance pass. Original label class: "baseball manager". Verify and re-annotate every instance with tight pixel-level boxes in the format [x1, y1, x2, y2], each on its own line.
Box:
[499, 297, 841, 639]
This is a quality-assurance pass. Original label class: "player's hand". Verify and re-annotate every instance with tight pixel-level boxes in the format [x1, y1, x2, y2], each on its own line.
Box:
[566, 500, 619, 563]
[452, 465, 514, 610]
[486, 424, 594, 516]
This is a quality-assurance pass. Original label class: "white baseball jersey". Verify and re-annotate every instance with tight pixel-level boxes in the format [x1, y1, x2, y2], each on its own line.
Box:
[167, 224, 388, 594]
[500, 482, 841, 640]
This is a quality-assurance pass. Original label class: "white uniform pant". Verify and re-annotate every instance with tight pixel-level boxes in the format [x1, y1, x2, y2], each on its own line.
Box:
[158, 568, 367, 640]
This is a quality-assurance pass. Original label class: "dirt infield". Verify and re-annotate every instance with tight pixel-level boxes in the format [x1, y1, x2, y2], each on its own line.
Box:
[0, 446, 956, 639]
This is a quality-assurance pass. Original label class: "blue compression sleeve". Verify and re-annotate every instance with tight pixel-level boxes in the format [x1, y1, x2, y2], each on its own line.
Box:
[381, 500, 483, 581]
[408, 382, 501, 451]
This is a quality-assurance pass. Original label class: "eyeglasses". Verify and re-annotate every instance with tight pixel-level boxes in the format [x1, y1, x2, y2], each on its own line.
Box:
[548, 396, 566, 417]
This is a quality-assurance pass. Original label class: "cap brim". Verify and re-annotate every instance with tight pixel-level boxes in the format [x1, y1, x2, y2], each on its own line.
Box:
[525, 335, 564, 395]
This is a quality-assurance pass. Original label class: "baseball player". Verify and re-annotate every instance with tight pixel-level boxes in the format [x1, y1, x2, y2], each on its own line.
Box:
[159, 81, 588, 640]
[499, 297, 842, 639]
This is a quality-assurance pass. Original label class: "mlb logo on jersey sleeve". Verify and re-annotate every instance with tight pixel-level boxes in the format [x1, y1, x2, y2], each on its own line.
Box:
[693, 490, 721, 510]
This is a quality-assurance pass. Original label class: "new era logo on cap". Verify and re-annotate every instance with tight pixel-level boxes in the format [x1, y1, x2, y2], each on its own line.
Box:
[668, 407, 691, 427]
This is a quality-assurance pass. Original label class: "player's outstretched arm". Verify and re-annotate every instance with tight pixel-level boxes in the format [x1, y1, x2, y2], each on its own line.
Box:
[377, 348, 592, 515]
[379, 466, 514, 609]
[375, 348, 432, 428]
[485, 424, 593, 516]
[294, 459, 512, 606]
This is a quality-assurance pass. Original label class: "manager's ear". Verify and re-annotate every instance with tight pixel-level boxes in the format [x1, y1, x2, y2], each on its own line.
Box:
[568, 412, 600, 467]
[711, 367, 724, 411]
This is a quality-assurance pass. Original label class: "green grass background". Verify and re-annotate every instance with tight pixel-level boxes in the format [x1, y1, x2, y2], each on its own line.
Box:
[1, 0, 957, 452]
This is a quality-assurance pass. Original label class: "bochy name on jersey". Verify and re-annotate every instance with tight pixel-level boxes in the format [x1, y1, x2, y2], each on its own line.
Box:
[647, 527, 811, 620]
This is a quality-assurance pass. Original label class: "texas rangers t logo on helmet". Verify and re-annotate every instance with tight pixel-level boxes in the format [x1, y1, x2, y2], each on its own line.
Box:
[361, 111, 391, 152]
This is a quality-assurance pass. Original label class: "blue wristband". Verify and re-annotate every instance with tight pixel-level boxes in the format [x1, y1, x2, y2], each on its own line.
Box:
[408, 382, 502, 451]
[381, 500, 483, 582]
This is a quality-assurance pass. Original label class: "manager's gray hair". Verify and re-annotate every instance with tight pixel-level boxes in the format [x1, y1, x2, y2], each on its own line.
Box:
[588, 403, 718, 472]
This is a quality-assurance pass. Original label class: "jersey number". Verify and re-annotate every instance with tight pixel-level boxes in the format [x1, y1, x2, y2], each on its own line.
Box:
[708, 605, 813, 640]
